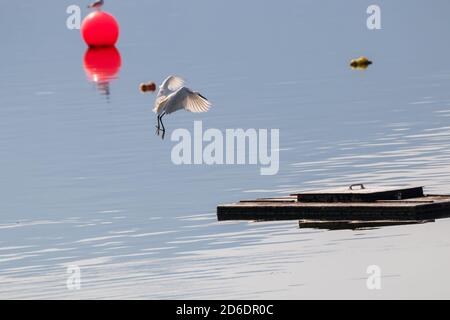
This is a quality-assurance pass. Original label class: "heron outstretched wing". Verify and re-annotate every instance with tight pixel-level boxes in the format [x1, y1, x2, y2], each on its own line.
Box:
[163, 87, 211, 115]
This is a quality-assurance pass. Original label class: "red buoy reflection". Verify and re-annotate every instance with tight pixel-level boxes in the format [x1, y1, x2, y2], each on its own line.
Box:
[83, 46, 122, 100]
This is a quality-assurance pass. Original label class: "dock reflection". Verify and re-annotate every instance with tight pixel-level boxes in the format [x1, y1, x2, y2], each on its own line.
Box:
[298, 219, 435, 230]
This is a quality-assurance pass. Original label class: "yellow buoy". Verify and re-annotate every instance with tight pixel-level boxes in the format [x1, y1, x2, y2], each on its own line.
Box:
[350, 56, 373, 69]
[139, 81, 157, 93]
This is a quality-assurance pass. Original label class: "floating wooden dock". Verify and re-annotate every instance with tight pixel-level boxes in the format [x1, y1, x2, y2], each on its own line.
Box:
[217, 185, 450, 222]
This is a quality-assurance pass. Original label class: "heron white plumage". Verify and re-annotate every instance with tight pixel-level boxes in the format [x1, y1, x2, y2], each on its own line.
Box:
[153, 75, 211, 133]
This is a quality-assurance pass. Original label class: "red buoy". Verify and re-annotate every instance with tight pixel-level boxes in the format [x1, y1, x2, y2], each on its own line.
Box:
[81, 11, 119, 47]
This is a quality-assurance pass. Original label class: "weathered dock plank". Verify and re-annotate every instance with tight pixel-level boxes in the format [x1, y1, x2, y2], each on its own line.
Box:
[292, 185, 424, 203]
[217, 196, 450, 221]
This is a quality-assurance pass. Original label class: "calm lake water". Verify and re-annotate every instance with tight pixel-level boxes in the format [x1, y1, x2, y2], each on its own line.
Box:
[1, 0, 450, 299]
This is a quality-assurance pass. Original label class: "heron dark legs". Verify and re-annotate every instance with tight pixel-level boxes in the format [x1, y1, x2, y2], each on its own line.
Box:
[156, 112, 166, 131]
[159, 112, 166, 131]
[155, 112, 166, 139]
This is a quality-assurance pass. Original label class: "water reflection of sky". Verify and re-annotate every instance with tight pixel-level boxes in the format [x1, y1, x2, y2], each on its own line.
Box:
[1, 1, 450, 299]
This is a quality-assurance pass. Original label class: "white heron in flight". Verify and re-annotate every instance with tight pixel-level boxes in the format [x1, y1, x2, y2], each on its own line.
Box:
[152, 76, 211, 134]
